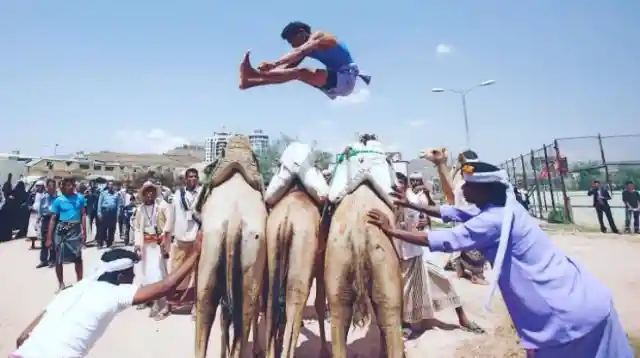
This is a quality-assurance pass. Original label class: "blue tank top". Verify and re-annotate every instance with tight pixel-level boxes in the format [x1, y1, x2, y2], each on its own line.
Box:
[309, 41, 354, 71]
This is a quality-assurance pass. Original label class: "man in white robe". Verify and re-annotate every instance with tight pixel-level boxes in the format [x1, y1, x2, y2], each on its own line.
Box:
[133, 181, 171, 319]
[27, 181, 46, 246]
[165, 167, 202, 316]
[397, 172, 484, 339]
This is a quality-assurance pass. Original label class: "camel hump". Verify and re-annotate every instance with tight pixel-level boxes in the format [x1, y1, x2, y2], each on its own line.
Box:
[265, 141, 329, 205]
[328, 140, 395, 208]
[208, 135, 263, 192]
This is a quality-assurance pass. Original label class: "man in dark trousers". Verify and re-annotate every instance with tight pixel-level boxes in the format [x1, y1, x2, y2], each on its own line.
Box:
[622, 181, 640, 234]
[587, 180, 619, 234]
[85, 181, 100, 244]
[97, 181, 121, 248]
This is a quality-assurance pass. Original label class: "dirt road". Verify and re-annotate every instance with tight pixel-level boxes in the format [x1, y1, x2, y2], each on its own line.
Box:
[1, 230, 637, 357]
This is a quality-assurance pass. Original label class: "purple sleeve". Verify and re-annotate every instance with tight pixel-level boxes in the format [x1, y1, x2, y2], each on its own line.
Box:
[439, 205, 475, 223]
[428, 211, 501, 253]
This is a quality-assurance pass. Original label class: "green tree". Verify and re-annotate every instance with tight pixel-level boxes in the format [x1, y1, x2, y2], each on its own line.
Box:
[612, 167, 640, 188]
[571, 161, 603, 190]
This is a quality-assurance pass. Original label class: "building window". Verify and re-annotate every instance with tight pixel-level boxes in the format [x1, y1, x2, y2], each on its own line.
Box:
[79, 164, 90, 170]
[94, 165, 102, 171]
[105, 166, 115, 172]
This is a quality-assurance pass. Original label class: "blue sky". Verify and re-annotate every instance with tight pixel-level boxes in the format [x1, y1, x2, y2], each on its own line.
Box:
[1, 1, 639, 164]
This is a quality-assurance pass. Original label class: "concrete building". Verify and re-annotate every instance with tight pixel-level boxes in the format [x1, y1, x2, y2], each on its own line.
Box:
[205, 130, 233, 163]
[248, 129, 269, 156]
[23, 146, 204, 181]
[205, 129, 270, 163]
[0, 151, 38, 184]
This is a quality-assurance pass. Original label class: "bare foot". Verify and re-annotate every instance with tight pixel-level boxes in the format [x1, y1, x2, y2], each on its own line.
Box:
[239, 50, 257, 89]
[56, 283, 66, 293]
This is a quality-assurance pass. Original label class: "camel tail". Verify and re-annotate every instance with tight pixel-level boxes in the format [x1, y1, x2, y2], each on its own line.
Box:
[350, 220, 371, 328]
[225, 210, 244, 340]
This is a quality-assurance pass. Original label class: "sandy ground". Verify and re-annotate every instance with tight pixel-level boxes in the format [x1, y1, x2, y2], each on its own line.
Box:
[1, 228, 638, 357]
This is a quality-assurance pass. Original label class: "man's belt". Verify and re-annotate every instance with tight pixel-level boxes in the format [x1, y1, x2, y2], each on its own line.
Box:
[143, 234, 162, 244]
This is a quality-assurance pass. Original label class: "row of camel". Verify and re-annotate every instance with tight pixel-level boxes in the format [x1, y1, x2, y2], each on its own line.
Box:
[191, 135, 461, 358]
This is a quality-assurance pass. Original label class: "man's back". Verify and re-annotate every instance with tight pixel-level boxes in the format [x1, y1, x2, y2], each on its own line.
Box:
[15, 281, 138, 358]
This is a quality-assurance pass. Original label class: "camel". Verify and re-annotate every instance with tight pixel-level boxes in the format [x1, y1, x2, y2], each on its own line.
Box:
[194, 135, 267, 358]
[263, 141, 330, 358]
[324, 134, 405, 358]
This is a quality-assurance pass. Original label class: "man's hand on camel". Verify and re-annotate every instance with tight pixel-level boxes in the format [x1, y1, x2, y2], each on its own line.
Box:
[366, 209, 392, 232]
[390, 185, 409, 207]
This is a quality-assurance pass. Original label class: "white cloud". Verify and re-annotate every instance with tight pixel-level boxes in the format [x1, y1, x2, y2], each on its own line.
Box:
[407, 119, 425, 128]
[330, 88, 370, 107]
[114, 128, 189, 154]
[436, 43, 453, 55]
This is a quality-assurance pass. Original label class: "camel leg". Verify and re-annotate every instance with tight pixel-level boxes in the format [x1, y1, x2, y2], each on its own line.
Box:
[195, 229, 226, 358]
[221, 306, 232, 358]
[264, 219, 280, 358]
[280, 229, 318, 358]
[325, 245, 355, 358]
[314, 252, 330, 358]
[231, 231, 266, 358]
[369, 245, 404, 358]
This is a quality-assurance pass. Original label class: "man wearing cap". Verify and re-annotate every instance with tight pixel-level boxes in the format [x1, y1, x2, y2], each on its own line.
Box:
[132, 181, 171, 319]
[166, 167, 202, 316]
[13, 244, 202, 358]
[367, 152, 633, 357]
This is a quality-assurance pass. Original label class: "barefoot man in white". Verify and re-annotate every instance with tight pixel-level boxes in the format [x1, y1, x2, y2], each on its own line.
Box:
[166, 167, 202, 317]
[132, 181, 171, 319]
[12, 244, 201, 358]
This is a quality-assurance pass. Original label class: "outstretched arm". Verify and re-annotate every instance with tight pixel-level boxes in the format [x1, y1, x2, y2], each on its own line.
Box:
[131, 245, 200, 305]
[16, 311, 46, 348]
[274, 31, 338, 68]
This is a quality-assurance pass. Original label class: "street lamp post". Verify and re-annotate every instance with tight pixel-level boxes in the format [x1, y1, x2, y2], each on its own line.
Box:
[431, 79, 496, 148]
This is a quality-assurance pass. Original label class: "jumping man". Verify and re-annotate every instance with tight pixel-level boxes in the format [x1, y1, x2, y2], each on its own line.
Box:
[239, 21, 371, 99]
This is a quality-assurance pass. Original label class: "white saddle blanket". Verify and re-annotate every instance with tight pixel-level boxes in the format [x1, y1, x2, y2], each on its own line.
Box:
[328, 141, 396, 207]
[265, 142, 329, 205]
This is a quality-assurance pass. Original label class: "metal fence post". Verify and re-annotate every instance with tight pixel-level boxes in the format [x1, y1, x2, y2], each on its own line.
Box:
[554, 139, 572, 223]
[530, 149, 544, 218]
[510, 158, 518, 185]
[597, 133, 612, 191]
[543, 144, 557, 212]
[519, 154, 530, 212]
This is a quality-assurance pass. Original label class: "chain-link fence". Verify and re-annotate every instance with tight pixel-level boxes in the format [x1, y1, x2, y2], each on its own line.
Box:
[500, 133, 640, 228]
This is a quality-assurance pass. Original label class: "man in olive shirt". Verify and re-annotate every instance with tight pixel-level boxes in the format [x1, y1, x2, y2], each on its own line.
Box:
[622, 181, 640, 234]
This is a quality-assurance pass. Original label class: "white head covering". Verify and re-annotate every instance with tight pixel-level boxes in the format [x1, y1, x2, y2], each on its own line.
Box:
[35, 180, 45, 186]
[50, 253, 136, 317]
[460, 161, 517, 312]
[409, 172, 423, 180]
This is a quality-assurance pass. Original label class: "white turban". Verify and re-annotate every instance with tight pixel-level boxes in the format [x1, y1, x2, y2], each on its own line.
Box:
[409, 172, 423, 180]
